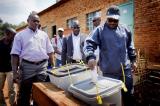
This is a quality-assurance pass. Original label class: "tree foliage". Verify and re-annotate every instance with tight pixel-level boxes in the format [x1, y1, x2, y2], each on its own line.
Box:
[0, 18, 27, 38]
[0, 18, 17, 38]
[16, 21, 27, 29]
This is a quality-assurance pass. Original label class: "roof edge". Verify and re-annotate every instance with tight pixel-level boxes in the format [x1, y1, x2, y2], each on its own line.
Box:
[38, 0, 69, 16]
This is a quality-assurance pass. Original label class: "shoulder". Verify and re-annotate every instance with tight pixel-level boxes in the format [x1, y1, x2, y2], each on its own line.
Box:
[97, 23, 105, 30]
[38, 30, 47, 34]
[14, 28, 27, 40]
[38, 30, 48, 37]
[80, 33, 87, 36]
[80, 33, 87, 39]
[118, 24, 131, 33]
[92, 23, 106, 34]
[64, 34, 72, 40]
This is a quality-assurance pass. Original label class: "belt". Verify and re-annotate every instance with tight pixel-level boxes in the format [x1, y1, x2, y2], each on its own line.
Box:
[72, 59, 81, 63]
[22, 59, 47, 65]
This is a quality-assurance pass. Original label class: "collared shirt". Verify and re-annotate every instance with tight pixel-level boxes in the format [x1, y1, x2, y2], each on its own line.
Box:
[51, 35, 63, 60]
[72, 33, 82, 61]
[11, 27, 54, 62]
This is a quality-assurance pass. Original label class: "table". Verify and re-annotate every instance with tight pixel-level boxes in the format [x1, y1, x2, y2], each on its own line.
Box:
[147, 64, 160, 71]
[32, 82, 86, 106]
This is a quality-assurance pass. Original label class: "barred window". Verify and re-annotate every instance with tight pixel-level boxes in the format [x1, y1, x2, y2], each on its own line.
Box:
[67, 17, 77, 28]
[86, 10, 101, 31]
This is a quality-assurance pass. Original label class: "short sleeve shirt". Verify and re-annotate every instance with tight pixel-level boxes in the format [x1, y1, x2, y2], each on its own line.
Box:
[11, 28, 54, 61]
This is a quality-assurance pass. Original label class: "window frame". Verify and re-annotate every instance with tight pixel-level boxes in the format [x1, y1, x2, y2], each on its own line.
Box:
[86, 10, 101, 31]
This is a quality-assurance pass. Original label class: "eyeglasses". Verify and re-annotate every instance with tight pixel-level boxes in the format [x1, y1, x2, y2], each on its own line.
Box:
[32, 20, 40, 23]
[107, 18, 119, 23]
[92, 19, 97, 22]
[73, 26, 80, 29]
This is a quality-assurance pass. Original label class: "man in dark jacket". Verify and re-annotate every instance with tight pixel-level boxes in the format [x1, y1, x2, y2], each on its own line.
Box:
[62, 21, 86, 65]
[84, 5, 137, 106]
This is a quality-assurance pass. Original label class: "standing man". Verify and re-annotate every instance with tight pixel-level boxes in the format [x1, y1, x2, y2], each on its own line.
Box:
[62, 21, 86, 65]
[51, 28, 64, 67]
[11, 12, 54, 106]
[0, 27, 16, 106]
[92, 16, 101, 28]
[84, 5, 137, 106]
[92, 16, 101, 62]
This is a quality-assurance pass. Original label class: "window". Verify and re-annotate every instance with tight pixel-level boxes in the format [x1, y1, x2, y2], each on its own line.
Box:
[119, 2, 134, 34]
[52, 25, 56, 37]
[67, 17, 77, 28]
[86, 10, 101, 31]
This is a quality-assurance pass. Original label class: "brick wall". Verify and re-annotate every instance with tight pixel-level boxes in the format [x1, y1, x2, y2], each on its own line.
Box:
[39, 0, 127, 36]
[134, 0, 160, 62]
[36, 0, 160, 63]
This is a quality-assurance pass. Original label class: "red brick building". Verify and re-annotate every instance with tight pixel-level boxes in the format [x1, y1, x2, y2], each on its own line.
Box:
[17, 0, 160, 63]
[134, 0, 160, 63]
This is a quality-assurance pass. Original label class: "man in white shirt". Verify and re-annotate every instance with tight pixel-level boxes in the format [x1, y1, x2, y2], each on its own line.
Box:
[61, 21, 86, 65]
[51, 28, 64, 67]
[11, 11, 54, 106]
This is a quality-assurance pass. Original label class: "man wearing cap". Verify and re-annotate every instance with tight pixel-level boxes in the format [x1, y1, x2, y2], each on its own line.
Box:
[0, 27, 16, 106]
[62, 21, 87, 65]
[51, 28, 64, 67]
[84, 5, 137, 106]
[92, 16, 101, 28]
[11, 12, 54, 106]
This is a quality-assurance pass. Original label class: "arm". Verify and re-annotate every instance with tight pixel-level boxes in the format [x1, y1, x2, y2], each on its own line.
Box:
[48, 52, 55, 67]
[61, 37, 67, 65]
[51, 38, 61, 55]
[126, 28, 137, 70]
[83, 28, 100, 69]
[11, 54, 19, 83]
[46, 35, 55, 67]
[54, 47, 61, 55]
[10, 33, 21, 82]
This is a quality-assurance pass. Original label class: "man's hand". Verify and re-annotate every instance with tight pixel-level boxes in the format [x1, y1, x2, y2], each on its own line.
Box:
[54, 47, 61, 55]
[13, 70, 19, 83]
[131, 62, 137, 72]
[88, 59, 97, 70]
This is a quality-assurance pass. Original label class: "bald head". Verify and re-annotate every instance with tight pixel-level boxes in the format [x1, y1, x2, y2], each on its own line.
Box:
[27, 11, 40, 31]
[71, 21, 80, 36]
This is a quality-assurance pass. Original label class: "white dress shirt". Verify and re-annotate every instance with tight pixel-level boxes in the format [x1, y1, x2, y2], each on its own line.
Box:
[51, 35, 63, 60]
[11, 27, 54, 62]
[72, 33, 82, 61]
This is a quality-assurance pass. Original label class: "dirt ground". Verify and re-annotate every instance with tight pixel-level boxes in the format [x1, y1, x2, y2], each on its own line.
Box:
[4, 81, 18, 106]
[4, 81, 11, 106]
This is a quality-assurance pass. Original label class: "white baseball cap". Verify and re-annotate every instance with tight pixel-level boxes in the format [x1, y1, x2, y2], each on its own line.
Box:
[106, 5, 120, 20]
[57, 28, 64, 32]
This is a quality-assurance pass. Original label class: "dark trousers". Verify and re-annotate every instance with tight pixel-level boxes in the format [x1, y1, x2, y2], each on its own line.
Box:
[17, 75, 46, 106]
[121, 75, 134, 106]
[103, 69, 135, 106]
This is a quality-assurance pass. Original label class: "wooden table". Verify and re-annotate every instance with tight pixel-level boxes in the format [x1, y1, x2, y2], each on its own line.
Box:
[32, 82, 87, 106]
[147, 64, 160, 71]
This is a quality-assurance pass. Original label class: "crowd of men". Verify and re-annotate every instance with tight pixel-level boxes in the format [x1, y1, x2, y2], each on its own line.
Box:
[0, 5, 137, 106]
